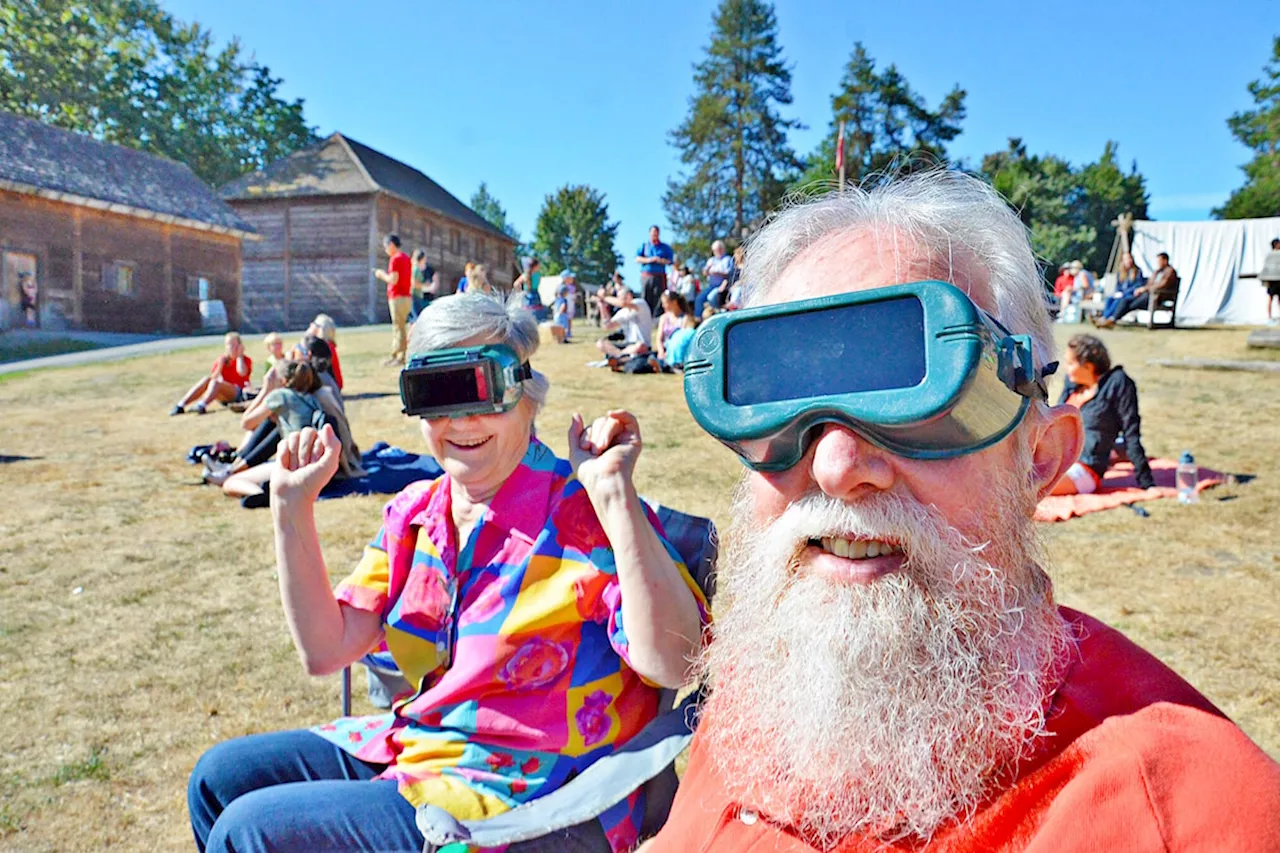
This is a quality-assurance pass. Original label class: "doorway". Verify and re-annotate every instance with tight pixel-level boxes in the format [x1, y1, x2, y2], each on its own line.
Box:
[3, 251, 39, 329]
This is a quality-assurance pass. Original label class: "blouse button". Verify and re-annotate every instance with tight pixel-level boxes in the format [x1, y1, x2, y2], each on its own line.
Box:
[738, 807, 758, 826]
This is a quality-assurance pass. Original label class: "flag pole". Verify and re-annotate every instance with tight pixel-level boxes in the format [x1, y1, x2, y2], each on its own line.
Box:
[837, 121, 847, 192]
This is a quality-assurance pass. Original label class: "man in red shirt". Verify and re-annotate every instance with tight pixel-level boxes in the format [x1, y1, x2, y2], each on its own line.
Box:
[645, 172, 1280, 852]
[375, 233, 414, 365]
[170, 331, 253, 415]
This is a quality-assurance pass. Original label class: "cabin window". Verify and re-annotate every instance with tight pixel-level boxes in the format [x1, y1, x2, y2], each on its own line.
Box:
[104, 262, 136, 297]
[187, 276, 211, 300]
[450, 229, 460, 254]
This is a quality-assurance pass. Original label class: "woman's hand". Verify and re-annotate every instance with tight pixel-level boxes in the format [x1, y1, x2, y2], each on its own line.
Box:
[569, 410, 641, 499]
[271, 424, 341, 507]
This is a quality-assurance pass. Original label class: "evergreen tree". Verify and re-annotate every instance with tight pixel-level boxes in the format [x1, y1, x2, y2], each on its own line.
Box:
[470, 182, 525, 255]
[981, 138, 1148, 277]
[798, 42, 965, 189]
[532, 185, 622, 284]
[1214, 36, 1280, 219]
[0, 0, 318, 187]
[663, 0, 801, 259]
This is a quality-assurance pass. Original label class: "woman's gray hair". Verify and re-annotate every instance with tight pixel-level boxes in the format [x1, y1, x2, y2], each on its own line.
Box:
[407, 292, 550, 413]
[742, 169, 1055, 367]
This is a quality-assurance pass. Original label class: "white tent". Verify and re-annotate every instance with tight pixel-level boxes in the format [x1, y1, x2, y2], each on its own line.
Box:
[1126, 217, 1280, 326]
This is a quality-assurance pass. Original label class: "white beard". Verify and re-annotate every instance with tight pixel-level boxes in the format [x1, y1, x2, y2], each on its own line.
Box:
[695, 470, 1072, 849]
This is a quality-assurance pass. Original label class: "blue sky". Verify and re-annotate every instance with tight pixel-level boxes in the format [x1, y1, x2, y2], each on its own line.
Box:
[164, 0, 1273, 257]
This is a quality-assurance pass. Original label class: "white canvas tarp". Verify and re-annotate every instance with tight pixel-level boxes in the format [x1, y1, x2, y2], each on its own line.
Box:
[1128, 217, 1280, 326]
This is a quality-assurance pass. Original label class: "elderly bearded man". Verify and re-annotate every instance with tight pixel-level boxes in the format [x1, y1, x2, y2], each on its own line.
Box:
[645, 172, 1280, 852]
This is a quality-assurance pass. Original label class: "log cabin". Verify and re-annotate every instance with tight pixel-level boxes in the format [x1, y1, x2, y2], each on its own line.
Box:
[220, 132, 518, 332]
[0, 110, 256, 333]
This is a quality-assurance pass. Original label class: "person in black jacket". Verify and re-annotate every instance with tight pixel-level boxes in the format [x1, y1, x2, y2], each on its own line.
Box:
[1051, 334, 1156, 494]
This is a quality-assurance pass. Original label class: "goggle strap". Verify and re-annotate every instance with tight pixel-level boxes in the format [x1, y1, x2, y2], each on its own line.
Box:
[515, 362, 533, 382]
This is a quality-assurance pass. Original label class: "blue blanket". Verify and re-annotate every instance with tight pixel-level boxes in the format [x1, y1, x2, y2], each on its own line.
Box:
[319, 442, 444, 499]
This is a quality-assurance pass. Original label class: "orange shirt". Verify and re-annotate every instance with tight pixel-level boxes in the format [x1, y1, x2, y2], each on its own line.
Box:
[213, 354, 252, 388]
[649, 607, 1280, 852]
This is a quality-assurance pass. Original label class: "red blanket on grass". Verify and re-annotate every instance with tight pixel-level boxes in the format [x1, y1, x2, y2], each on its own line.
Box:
[1035, 457, 1225, 522]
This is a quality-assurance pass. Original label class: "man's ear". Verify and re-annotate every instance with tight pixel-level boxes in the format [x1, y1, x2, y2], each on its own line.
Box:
[1030, 404, 1084, 500]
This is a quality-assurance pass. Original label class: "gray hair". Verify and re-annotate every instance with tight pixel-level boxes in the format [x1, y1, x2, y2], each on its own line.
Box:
[712, 239, 726, 252]
[742, 170, 1054, 367]
[407, 292, 550, 413]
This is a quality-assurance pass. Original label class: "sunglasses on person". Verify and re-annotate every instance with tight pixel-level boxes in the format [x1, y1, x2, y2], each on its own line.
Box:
[682, 280, 1054, 472]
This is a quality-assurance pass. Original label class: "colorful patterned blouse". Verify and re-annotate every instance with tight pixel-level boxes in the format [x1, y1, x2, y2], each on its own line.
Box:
[312, 437, 710, 852]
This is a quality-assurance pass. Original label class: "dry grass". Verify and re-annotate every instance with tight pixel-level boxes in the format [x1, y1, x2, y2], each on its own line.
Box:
[0, 321, 1276, 851]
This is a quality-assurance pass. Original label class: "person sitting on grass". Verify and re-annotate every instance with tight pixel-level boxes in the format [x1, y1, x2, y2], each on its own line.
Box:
[291, 314, 344, 391]
[204, 338, 346, 486]
[595, 287, 654, 361]
[594, 272, 627, 325]
[654, 290, 690, 364]
[170, 332, 254, 416]
[211, 359, 362, 507]
[187, 293, 708, 852]
[263, 332, 286, 380]
[1050, 333, 1155, 495]
[660, 313, 698, 371]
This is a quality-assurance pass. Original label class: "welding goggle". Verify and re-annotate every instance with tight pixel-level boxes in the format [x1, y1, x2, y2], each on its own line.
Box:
[399, 344, 533, 419]
[682, 280, 1053, 472]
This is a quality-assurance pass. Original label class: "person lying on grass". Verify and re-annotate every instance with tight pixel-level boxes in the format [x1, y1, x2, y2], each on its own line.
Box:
[188, 293, 708, 852]
[169, 332, 254, 416]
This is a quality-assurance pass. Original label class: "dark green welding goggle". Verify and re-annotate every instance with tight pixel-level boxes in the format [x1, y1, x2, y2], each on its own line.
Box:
[682, 280, 1054, 472]
[399, 344, 532, 419]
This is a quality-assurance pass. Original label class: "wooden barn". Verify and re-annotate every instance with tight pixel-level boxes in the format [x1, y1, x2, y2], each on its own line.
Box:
[0, 111, 256, 333]
[220, 133, 518, 332]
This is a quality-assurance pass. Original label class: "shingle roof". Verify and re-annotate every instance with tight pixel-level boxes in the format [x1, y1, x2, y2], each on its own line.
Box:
[220, 132, 513, 243]
[0, 110, 255, 235]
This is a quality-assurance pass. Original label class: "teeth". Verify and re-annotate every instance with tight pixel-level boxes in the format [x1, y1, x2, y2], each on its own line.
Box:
[819, 537, 901, 560]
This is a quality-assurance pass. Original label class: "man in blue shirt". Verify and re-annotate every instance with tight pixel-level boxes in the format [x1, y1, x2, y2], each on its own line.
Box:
[635, 225, 674, 315]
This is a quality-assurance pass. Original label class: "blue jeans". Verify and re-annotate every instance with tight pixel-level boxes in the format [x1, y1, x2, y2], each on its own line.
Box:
[188, 729, 422, 852]
[189, 730, 612, 852]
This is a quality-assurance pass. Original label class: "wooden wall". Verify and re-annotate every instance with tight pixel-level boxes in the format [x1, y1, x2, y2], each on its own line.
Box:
[376, 195, 517, 303]
[235, 195, 374, 332]
[231, 192, 519, 330]
[0, 189, 241, 333]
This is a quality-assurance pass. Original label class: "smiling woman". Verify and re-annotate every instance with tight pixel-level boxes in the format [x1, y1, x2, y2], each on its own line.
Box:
[186, 292, 709, 853]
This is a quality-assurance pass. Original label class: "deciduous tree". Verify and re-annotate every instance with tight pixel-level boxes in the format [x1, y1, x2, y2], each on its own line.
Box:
[532, 185, 622, 285]
[1214, 36, 1280, 219]
[0, 0, 317, 187]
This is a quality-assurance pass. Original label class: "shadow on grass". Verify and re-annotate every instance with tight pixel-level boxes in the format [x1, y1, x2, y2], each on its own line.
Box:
[0, 455, 41, 464]
[342, 392, 398, 402]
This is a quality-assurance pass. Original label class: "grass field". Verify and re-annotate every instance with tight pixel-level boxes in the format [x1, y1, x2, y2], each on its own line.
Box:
[0, 336, 105, 364]
[0, 321, 1277, 851]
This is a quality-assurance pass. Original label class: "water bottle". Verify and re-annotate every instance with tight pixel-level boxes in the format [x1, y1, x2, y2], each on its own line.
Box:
[1176, 451, 1199, 504]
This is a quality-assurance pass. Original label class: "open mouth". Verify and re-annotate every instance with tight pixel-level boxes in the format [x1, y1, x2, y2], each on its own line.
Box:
[447, 436, 493, 451]
[808, 536, 904, 559]
[802, 536, 907, 584]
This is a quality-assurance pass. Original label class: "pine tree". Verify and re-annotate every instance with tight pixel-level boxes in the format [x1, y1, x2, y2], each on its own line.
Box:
[1214, 36, 1280, 219]
[799, 42, 965, 189]
[470, 182, 524, 253]
[532, 185, 622, 284]
[663, 0, 801, 259]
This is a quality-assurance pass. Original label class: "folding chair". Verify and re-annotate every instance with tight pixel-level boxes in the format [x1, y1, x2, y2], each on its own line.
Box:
[338, 503, 718, 852]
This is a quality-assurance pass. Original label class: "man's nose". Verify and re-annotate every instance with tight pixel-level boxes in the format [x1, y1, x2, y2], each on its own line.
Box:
[807, 423, 896, 500]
